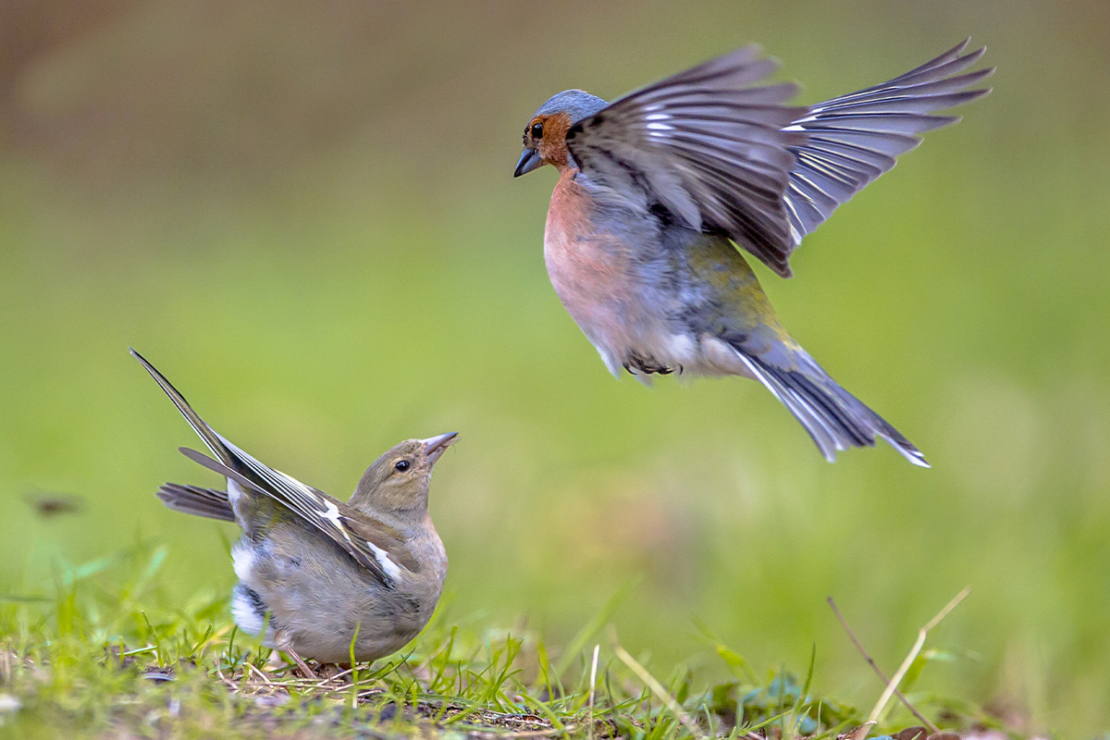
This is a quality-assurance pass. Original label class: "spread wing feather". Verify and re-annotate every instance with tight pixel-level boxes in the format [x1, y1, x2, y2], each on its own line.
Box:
[783, 39, 993, 249]
[565, 46, 806, 276]
[563, 40, 990, 277]
[131, 349, 404, 586]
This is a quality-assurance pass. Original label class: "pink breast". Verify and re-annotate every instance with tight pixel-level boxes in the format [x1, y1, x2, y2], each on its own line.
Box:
[543, 172, 634, 335]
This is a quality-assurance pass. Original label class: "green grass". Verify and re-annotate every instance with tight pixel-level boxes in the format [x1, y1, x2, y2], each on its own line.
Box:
[0, 545, 1009, 739]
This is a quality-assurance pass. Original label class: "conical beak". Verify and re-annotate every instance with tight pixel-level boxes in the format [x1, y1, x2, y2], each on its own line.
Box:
[422, 432, 458, 464]
[514, 147, 542, 177]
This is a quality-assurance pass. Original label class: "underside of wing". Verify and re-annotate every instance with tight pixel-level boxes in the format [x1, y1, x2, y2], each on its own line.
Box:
[783, 38, 993, 251]
[566, 46, 806, 276]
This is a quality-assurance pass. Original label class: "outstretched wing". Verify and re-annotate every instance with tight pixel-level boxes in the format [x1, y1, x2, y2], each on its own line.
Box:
[782, 39, 993, 253]
[566, 41, 991, 278]
[131, 349, 405, 586]
[565, 46, 806, 277]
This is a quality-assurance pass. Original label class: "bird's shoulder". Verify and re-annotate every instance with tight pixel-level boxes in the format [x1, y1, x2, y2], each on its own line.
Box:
[339, 509, 422, 574]
[550, 168, 671, 246]
[558, 168, 652, 218]
[217, 448, 418, 585]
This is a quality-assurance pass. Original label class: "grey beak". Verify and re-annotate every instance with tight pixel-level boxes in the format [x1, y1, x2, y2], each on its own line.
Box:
[514, 148, 542, 177]
[422, 432, 458, 464]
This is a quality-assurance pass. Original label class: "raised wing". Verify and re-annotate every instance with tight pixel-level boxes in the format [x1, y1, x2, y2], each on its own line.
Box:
[782, 39, 993, 252]
[210, 439, 407, 583]
[565, 46, 806, 277]
[131, 349, 407, 586]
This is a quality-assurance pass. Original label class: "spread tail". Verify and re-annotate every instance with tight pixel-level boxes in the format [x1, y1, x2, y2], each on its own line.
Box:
[156, 483, 235, 522]
[733, 344, 928, 466]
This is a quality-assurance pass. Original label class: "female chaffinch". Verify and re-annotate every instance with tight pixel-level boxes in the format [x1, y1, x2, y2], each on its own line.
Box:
[133, 350, 456, 672]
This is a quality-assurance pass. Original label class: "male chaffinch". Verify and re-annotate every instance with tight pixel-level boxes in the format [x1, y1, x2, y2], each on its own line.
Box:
[514, 40, 993, 465]
[132, 350, 456, 671]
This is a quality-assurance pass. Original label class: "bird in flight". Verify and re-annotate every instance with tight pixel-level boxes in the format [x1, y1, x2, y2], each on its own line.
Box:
[514, 39, 992, 465]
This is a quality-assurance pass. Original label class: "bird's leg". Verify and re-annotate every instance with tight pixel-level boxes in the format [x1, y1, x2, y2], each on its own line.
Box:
[274, 630, 316, 678]
[284, 648, 316, 679]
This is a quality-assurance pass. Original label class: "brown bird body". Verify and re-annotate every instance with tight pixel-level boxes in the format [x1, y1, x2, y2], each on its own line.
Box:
[133, 349, 456, 665]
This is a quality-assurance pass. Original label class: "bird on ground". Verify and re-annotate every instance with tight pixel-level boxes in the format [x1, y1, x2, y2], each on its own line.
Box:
[514, 39, 993, 465]
[132, 349, 456, 673]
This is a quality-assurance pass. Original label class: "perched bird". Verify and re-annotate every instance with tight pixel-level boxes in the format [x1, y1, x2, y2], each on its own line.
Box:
[514, 40, 993, 465]
[132, 349, 456, 670]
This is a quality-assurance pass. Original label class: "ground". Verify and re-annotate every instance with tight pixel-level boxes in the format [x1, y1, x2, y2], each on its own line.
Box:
[0, 548, 1017, 740]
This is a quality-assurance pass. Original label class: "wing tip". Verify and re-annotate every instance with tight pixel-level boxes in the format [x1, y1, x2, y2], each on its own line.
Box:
[130, 347, 156, 375]
[962, 43, 987, 63]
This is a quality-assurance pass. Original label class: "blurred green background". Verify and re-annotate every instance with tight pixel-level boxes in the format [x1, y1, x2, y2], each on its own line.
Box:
[1, 0, 1108, 735]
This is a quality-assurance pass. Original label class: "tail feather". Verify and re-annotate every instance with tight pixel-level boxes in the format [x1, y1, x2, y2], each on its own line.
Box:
[156, 483, 235, 522]
[734, 346, 929, 467]
[131, 349, 235, 467]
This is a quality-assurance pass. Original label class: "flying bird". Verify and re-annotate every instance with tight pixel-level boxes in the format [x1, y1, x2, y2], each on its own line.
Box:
[514, 39, 992, 465]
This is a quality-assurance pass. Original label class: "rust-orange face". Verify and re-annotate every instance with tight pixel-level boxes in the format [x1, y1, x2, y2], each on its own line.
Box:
[515, 112, 573, 176]
[514, 90, 608, 177]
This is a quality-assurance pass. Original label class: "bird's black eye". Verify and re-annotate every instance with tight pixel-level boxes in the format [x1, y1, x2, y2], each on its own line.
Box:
[530, 122, 544, 139]
[394, 460, 411, 472]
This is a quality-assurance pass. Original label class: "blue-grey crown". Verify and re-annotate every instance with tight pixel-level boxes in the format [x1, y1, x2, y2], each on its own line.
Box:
[534, 90, 609, 125]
